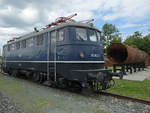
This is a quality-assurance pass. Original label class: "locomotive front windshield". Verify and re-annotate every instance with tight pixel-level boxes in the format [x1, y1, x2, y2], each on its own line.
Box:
[76, 28, 88, 41]
[75, 27, 101, 42]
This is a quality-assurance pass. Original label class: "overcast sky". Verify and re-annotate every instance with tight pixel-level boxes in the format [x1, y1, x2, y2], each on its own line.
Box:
[0, 0, 150, 50]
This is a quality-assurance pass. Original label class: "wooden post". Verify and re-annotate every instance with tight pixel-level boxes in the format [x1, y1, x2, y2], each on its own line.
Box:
[133, 64, 136, 72]
[126, 64, 129, 72]
[121, 64, 126, 75]
[113, 64, 116, 73]
[142, 63, 144, 70]
[130, 64, 132, 74]
[138, 63, 141, 71]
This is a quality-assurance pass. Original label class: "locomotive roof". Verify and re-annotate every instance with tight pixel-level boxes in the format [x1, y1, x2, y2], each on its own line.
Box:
[4, 22, 101, 46]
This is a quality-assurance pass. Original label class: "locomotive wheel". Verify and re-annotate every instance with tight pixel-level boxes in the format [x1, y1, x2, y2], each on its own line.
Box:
[39, 75, 45, 83]
[2, 68, 7, 73]
[70, 81, 82, 92]
[11, 70, 18, 77]
[32, 72, 40, 82]
[25, 72, 32, 79]
[7, 69, 12, 76]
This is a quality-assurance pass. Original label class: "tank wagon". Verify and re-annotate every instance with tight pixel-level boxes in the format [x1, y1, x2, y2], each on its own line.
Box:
[2, 14, 121, 91]
[105, 43, 150, 75]
[107, 43, 150, 67]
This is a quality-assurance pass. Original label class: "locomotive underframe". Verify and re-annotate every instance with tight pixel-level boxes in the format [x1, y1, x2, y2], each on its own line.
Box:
[2, 62, 122, 91]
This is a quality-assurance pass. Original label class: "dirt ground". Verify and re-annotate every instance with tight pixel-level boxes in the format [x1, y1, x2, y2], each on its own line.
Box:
[122, 66, 150, 81]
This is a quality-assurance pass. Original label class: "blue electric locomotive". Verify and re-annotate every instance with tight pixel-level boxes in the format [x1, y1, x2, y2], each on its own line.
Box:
[2, 15, 121, 91]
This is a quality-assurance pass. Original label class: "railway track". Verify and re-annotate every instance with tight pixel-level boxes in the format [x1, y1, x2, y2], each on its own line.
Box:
[0, 70, 150, 107]
[99, 91, 150, 106]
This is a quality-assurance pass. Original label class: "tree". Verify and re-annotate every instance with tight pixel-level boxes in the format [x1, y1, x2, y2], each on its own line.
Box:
[110, 36, 122, 44]
[123, 31, 150, 56]
[142, 34, 150, 56]
[124, 31, 143, 48]
[134, 31, 142, 38]
[101, 23, 121, 50]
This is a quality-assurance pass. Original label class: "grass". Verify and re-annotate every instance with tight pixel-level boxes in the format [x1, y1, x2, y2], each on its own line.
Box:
[107, 79, 150, 100]
[106, 66, 121, 70]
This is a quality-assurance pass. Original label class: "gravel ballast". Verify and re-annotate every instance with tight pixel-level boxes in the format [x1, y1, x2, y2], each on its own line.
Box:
[0, 73, 150, 113]
[0, 91, 25, 113]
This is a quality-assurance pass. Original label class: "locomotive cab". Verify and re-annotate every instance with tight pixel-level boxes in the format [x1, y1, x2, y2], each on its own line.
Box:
[56, 26, 104, 63]
[54, 23, 116, 90]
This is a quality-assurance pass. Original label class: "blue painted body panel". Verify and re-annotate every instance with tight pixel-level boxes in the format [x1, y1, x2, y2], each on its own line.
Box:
[2, 25, 104, 81]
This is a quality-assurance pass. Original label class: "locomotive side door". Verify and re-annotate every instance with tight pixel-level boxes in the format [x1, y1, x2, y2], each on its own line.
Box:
[48, 30, 57, 82]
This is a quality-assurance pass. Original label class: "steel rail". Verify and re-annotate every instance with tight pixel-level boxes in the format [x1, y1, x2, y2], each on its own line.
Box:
[100, 91, 150, 106]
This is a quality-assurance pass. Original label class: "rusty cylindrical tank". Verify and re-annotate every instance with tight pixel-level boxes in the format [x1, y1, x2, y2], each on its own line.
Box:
[106, 43, 150, 67]
[104, 58, 116, 67]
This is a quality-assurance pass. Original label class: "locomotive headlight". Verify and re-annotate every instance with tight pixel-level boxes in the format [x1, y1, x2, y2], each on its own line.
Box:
[80, 52, 85, 58]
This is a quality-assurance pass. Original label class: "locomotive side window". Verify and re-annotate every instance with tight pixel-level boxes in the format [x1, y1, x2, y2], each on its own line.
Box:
[43, 33, 48, 39]
[36, 35, 43, 45]
[76, 28, 87, 41]
[96, 31, 102, 42]
[21, 40, 26, 48]
[27, 38, 34, 47]
[7, 45, 10, 51]
[88, 29, 97, 42]
[57, 29, 64, 41]
[51, 31, 56, 41]
[16, 42, 20, 49]
[10, 44, 15, 50]
[3, 46, 7, 52]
